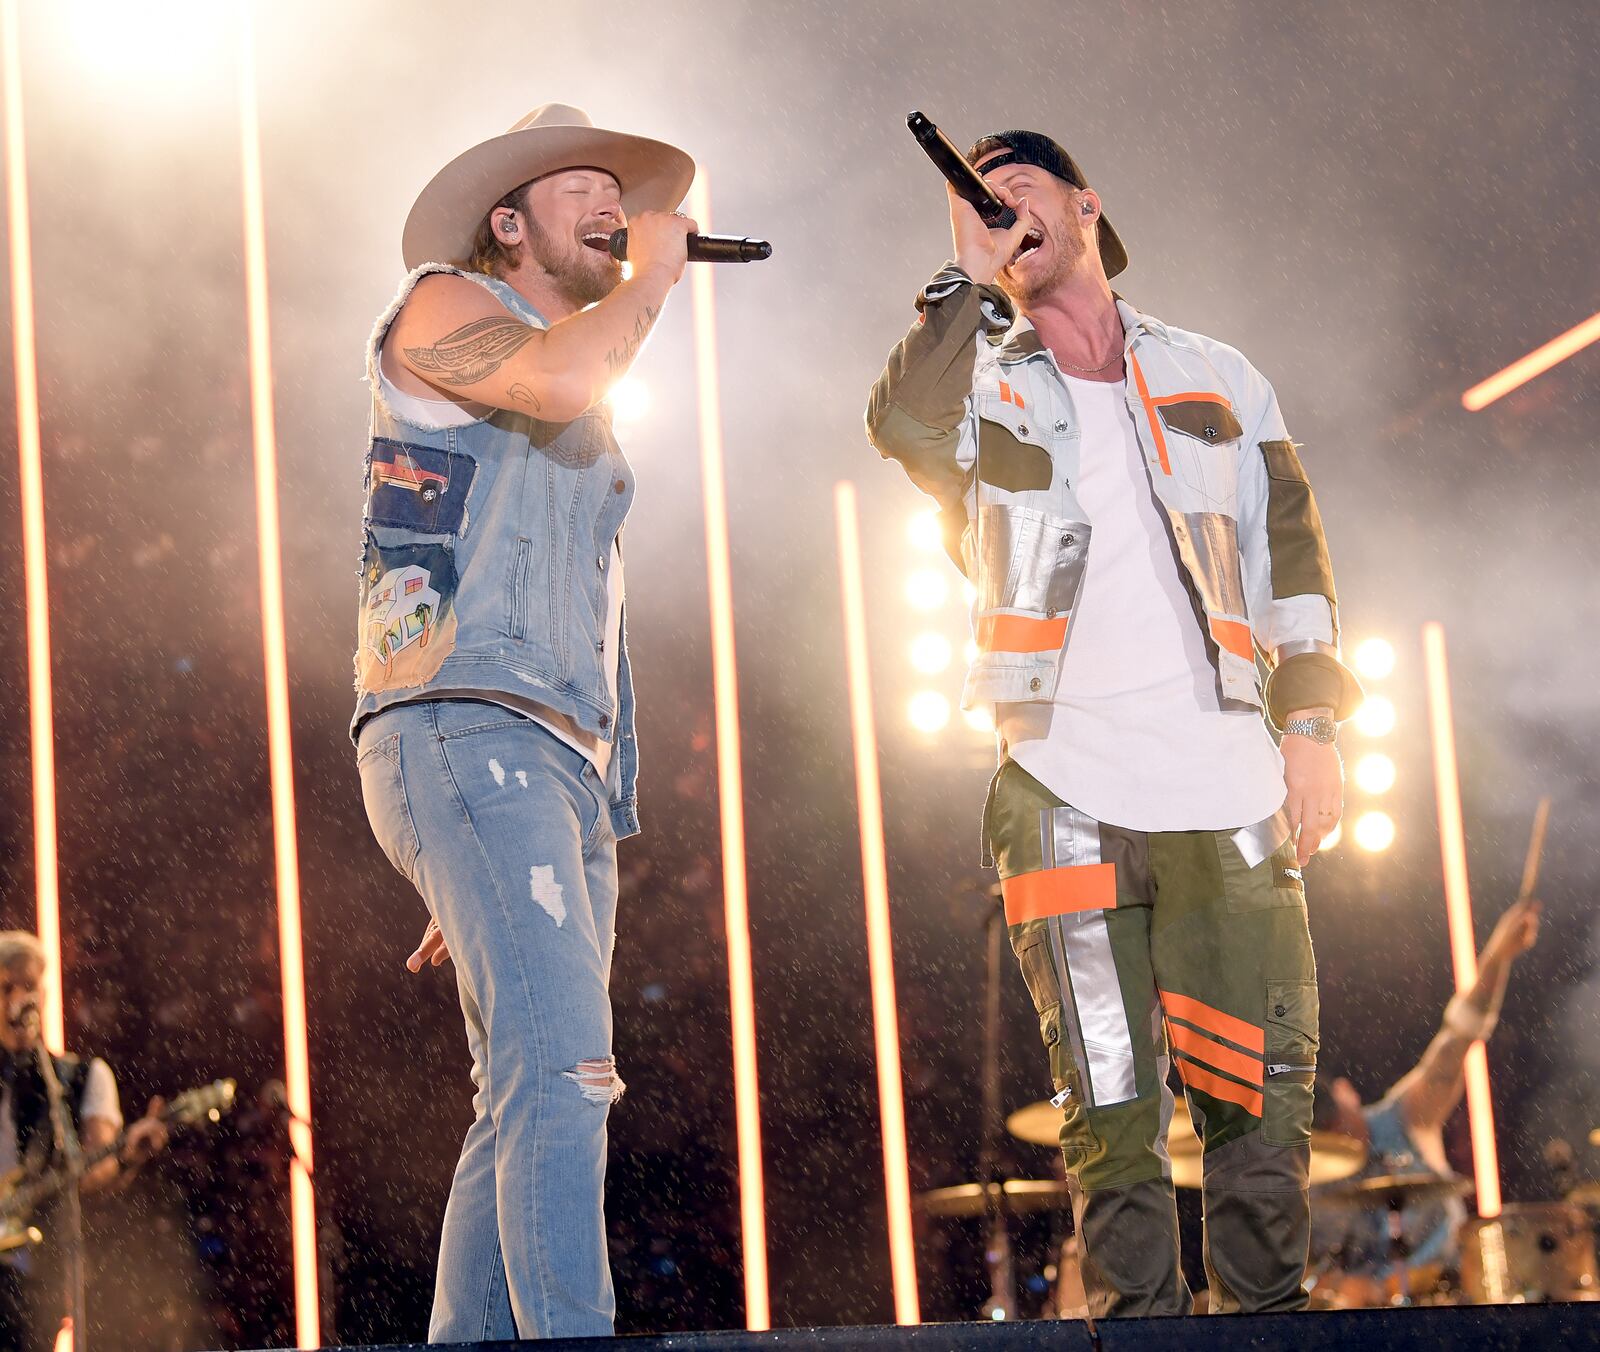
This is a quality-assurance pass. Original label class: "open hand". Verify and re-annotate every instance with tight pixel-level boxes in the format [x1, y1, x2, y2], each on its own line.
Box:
[406, 918, 451, 973]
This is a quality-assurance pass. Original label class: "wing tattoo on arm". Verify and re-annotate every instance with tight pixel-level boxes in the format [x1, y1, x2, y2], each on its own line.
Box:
[404, 317, 539, 386]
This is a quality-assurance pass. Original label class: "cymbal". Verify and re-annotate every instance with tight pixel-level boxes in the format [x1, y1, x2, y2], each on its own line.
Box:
[917, 1179, 1072, 1219]
[1321, 1173, 1472, 1208]
[1008, 1097, 1365, 1189]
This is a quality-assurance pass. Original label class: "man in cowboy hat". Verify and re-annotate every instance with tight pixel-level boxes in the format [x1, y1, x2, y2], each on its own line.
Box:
[352, 104, 697, 1340]
[866, 131, 1361, 1315]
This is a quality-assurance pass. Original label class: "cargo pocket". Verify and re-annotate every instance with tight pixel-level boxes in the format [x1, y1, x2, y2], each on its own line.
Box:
[1013, 925, 1094, 1162]
[1262, 979, 1319, 1146]
[356, 730, 421, 881]
[1218, 831, 1305, 914]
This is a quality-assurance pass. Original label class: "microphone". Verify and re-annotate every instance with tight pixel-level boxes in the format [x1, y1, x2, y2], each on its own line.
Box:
[586, 230, 772, 264]
[906, 110, 1017, 230]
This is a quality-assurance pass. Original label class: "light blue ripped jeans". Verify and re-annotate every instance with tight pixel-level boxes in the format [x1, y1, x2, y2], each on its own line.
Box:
[356, 698, 622, 1342]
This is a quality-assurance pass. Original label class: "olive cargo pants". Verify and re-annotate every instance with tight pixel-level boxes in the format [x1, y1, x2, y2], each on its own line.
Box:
[986, 760, 1318, 1316]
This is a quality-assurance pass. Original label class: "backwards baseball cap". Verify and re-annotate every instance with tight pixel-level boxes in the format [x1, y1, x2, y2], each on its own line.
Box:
[967, 130, 1129, 280]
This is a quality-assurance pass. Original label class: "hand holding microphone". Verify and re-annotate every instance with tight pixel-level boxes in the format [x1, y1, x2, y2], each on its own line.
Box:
[584, 211, 773, 279]
[907, 111, 1036, 286]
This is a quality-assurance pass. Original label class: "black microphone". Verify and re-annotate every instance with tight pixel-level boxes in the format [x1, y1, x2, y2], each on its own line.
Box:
[907, 110, 1017, 230]
[587, 230, 772, 264]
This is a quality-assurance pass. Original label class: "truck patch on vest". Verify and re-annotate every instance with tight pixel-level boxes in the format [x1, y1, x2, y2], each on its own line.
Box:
[365, 439, 476, 536]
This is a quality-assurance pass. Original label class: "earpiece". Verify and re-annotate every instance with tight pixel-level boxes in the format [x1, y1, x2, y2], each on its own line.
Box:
[1081, 202, 1094, 216]
[501, 220, 517, 234]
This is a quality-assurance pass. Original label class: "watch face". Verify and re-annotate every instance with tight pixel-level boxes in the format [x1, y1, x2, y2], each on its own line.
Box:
[1311, 716, 1337, 743]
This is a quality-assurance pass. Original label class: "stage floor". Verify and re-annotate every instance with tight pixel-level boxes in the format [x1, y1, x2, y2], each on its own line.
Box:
[268, 1302, 1595, 1352]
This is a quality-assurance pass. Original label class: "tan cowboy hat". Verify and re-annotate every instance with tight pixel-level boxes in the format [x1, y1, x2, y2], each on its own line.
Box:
[401, 103, 696, 270]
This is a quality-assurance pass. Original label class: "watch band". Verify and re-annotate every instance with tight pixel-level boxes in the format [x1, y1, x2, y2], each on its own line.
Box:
[1284, 715, 1338, 745]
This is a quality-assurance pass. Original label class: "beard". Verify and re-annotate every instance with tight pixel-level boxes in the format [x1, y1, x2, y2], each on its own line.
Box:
[526, 216, 622, 307]
[998, 222, 1088, 306]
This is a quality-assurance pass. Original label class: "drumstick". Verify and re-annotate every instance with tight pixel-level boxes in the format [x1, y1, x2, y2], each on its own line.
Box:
[1517, 796, 1552, 901]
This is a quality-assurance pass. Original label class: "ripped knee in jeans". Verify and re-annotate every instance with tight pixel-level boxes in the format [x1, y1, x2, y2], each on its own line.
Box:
[563, 1056, 626, 1106]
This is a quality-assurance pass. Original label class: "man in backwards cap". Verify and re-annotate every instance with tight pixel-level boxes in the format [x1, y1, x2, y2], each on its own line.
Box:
[351, 105, 696, 1339]
[867, 130, 1362, 1314]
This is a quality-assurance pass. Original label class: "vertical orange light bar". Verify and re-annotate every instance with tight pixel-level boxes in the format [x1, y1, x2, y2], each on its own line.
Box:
[833, 481, 920, 1325]
[687, 172, 769, 1330]
[1422, 621, 1501, 1218]
[1, 0, 64, 1054]
[237, 10, 319, 1344]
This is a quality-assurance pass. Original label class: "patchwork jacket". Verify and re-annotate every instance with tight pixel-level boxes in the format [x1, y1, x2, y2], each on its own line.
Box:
[865, 264, 1362, 728]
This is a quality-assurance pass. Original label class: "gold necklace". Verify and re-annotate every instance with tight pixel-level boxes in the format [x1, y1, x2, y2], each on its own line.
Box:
[1057, 345, 1124, 375]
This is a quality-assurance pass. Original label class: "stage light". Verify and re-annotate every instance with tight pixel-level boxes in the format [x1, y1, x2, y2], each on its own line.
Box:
[1353, 810, 1395, 853]
[65, 1, 226, 78]
[908, 690, 951, 733]
[1352, 694, 1396, 738]
[1354, 752, 1396, 795]
[962, 706, 995, 733]
[1463, 309, 1600, 411]
[607, 375, 650, 426]
[1319, 820, 1343, 851]
[905, 568, 949, 611]
[909, 632, 952, 674]
[1353, 637, 1396, 681]
[906, 510, 941, 552]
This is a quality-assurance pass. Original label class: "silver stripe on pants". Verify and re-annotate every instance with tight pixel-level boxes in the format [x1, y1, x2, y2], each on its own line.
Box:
[1039, 805, 1138, 1108]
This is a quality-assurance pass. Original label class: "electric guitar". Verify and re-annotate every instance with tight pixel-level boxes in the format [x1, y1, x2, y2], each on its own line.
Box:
[0, 1077, 236, 1252]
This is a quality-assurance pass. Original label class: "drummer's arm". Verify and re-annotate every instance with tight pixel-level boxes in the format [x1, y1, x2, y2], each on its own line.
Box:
[1395, 898, 1541, 1134]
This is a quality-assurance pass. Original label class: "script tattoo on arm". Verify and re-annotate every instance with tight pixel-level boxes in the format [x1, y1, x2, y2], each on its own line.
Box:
[405, 317, 539, 387]
[507, 382, 542, 412]
[603, 302, 661, 374]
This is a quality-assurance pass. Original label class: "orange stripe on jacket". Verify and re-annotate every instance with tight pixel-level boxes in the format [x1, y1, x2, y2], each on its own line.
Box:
[1159, 989, 1265, 1054]
[978, 613, 1069, 654]
[1128, 353, 1171, 476]
[1208, 617, 1254, 662]
[1150, 390, 1232, 409]
[1167, 1019, 1263, 1086]
[1175, 1057, 1264, 1119]
[1003, 863, 1117, 925]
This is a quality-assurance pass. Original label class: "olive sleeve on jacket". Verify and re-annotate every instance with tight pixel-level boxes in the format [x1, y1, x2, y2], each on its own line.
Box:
[864, 263, 1015, 513]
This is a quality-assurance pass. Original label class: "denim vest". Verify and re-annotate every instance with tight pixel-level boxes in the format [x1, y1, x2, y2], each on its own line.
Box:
[350, 264, 641, 838]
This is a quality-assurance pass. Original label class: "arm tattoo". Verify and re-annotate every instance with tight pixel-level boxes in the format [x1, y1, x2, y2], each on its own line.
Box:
[405, 317, 538, 386]
[508, 382, 542, 411]
[603, 302, 661, 374]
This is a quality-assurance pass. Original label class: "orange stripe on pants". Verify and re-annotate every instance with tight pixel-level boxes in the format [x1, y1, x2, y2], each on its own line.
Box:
[1176, 1057, 1264, 1119]
[1208, 617, 1254, 662]
[1167, 1019, 1263, 1086]
[1160, 989, 1264, 1054]
[978, 613, 1068, 654]
[1002, 863, 1117, 925]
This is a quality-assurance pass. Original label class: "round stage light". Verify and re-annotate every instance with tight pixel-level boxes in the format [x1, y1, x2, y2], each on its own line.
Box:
[909, 632, 952, 674]
[607, 376, 650, 425]
[905, 568, 949, 611]
[1352, 694, 1396, 738]
[963, 705, 995, 733]
[66, 2, 227, 78]
[908, 690, 951, 733]
[906, 510, 942, 552]
[1354, 752, 1396, 795]
[1353, 810, 1396, 853]
[1319, 820, 1343, 851]
[1353, 637, 1396, 680]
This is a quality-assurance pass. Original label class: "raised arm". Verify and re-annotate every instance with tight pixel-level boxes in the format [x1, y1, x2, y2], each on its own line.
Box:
[389, 210, 695, 423]
[1393, 897, 1542, 1136]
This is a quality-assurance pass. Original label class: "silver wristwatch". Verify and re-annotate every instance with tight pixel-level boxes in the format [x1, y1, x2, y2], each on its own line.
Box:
[1283, 714, 1338, 745]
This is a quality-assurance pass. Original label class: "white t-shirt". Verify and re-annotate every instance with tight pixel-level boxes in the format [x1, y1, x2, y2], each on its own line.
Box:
[0, 1056, 123, 1178]
[378, 354, 625, 782]
[997, 374, 1285, 832]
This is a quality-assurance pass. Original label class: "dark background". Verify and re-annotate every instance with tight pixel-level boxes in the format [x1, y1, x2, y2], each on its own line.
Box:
[0, 1, 1596, 1344]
